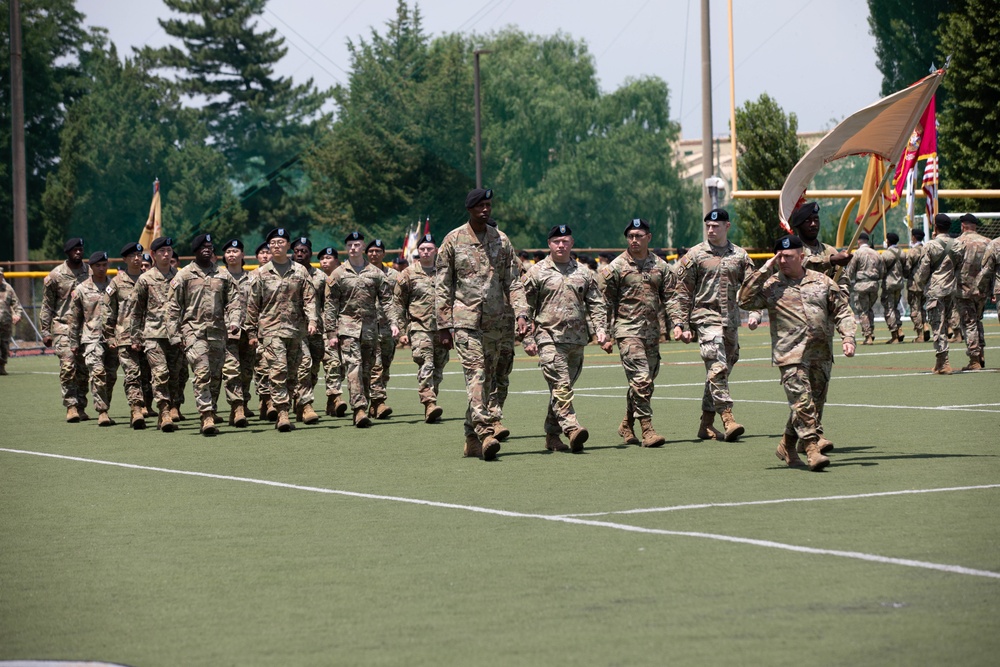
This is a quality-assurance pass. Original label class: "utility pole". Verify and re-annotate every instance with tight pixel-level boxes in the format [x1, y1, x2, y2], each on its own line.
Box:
[9, 0, 30, 305]
[473, 49, 492, 189]
[700, 0, 714, 227]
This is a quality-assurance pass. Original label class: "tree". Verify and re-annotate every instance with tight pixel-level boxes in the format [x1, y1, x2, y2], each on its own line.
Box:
[733, 94, 803, 249]
[867, 0, 951, 96]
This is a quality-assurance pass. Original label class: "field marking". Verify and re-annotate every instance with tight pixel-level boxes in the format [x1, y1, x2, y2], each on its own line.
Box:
[3, 447, 999, 581]
[567, 393, 1000, 414]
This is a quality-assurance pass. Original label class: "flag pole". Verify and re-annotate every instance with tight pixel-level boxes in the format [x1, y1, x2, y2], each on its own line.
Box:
[835, 163, 896, 280]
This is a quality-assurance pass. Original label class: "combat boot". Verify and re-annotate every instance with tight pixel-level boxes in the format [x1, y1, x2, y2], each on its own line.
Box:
[275, 410, 293, 432]
[424, 402, 443, 423]
[325, 395, 337, 416]
[200, 412, 219, 436]
[568, 427, 589, 453]
[353, 408, 372, 428]
[0, 364, 7, 375]
[492, 422, 511, 441]
[143, 405, 156, 418]
[158, 403, 177, 433]
[332, 396, 348, 417]
[545, 433, 569, 452]
[463, 434, 482, 458]
[638, 418, 666, 448]
[169, 406, 184, 422]
[78, 409, 91, 421]
[130, 405, 146, 430]
[258, 396, 269, 419]
[696, 410, 724, 441]
[66, 406, 81, 423]
[230, 403, 248, 428]
[775, 432, 805, 467]
[961, 358, 983, 371]
[265, 399, 278, 422]
[299, 403, 320, 424]
[719, 408, 745, 441]
[618, 416, 640, 445]
[97, 411, 114, 427]
[803, 438, 830, 472]
[863, 335, 875, 345]
[481, 435, 501, 461]
[371, 401, 393, 419]
[932, 353, 953, 375]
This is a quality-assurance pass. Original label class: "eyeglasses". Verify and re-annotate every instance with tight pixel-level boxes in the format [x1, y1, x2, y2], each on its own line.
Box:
[625, 233, 649, 241]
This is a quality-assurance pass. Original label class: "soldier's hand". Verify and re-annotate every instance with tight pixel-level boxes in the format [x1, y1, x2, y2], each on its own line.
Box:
[524, 341, 538, 357]
[327, 337, 339, 349]
[831, 251, 851, 267]
[843, 340, 856, 357]
[747, 315, 760, 331]
[131, 343, 141, 353]
[391, 324, 400, 338]
[398, 334, 409, 347]
[12, 314, 20, 325]
[43, 335, 53, 347]
[248, 337, 259, 348]
[516, 316, 531, 337]
[762, 255, 777, 272]
[439, 329, 453, 350]
[308, 322, 318, 336]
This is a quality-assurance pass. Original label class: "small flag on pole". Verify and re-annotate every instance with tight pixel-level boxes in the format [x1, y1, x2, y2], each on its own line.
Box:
[856, 155, 890, 232]
[138, 179, 161, 250]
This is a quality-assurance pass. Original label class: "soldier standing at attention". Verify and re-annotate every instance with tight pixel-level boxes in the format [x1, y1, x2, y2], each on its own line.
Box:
[519, 225, 611, 453]
[317, 246, 348, 417]
[951, 213, 990, 370]
[41, 237, 92, 422]
[914, 214, 961, 374]
[905, 228, 928, 342]
[843, 232, 883, 345]
[879, 232, 906, 344]
[739, 235, 856, 471]
[789, 202, 851, 277]
[107, 242, 152, 428]
[246, 228, 318, 432]
[393, 233, 449, 423]
[69, 251, 117, 426]
[221, 238, 255, 420]
[168, 234, 242, 435]
[249, 241, 275, 420]
[974, 234, 1000, 325]
[435, 188, 529, 461]
[672, 209, 760, 442]
[366, 238, 398, 420]
[290, 236, 324, 424]
[130, 237, 184, 431]
[0, 267, 26, 375]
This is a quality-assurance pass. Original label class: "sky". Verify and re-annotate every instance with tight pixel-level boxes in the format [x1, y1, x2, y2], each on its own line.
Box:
[76, 0, 885, 140]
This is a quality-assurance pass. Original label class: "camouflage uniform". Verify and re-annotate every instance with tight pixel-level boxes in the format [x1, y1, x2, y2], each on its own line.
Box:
[168, 262, 242, 415]
[880, 245, 905, 339]
[246, 269, 271, 406]
[974, 237, 1000, 324]
[393, 262, 449, 406]
[913, 234, 960, 358]
[324, 261, 392, 412]
[519, 257, 607, 437]
[107, 269, 153, 409]
[69, 276, 118, 413]
[843, 244, 883, 341]
[369, 264, 399, 406]
[903, 242, 926, 338]
[673, 241, 760, 414]
[738, 265, 856, 445]
[130, 267, 184, 409]
[952, 229, 991, 363]
[245, 261, 317, 412]
[799, 239, 840, 278]
[296, 265, 328, 410]
[489, 244, 520, 422]
[222, 269, 255, 411]
[0, 277, 25, 370]
[597, 251, 675, 421]
[40, 261, 91, 408]
[435, 222, 526, 440]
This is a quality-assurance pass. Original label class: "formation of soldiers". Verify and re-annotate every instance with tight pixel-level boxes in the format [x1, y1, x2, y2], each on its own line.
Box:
[19, 189, 997, 472]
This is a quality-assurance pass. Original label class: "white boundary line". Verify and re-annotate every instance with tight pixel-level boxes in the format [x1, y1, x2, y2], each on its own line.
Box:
[3, 447, 998, 581]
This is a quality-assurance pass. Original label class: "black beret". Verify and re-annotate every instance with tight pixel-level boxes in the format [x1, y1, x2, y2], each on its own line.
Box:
[548, 224, 572, 239]
[171, 248, 180, 259]
[959, 213, 980, 226]
[911, 228, 925, 241]
[121, 242, 143, 258]
[345, 231, 364, 244]
[265, 227, 290, 243]
[704, 208, 729, 223]
[224, 238, 244, 251]
[624, 218, 650, 235]
[886, 232, 899, 245]
[418, 233, 435, 246]
[366, 239, 385, 252]
[774, 235, 804, 252]
[858, 232, 870, 242]
[141, 253, 152, 263]
[317, 247, 338, 259]
[292, 236, 312, 249]
[465, 188, 493, 208]
[790, 202, 821, 228]
[64, 237, 84, 253]
[150, 236, 173, 252]
[88, 251, 109, 264]
[255, 241, 270, 256]
[933, 213, 952, 229]
[191, 233, 214, 253]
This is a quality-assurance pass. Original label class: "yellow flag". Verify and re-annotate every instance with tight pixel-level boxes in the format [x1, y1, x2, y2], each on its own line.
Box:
[855, 155, 889, 233]
[138, 180, 162, 250]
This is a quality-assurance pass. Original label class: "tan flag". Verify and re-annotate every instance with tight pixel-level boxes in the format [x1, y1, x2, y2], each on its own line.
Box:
[138, 179, 162, 250]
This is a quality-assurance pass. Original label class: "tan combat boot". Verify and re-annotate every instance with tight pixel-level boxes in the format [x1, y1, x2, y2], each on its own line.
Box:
[353, 408, 372, 428]
[719, 408, 745, 442]
[200, 412, 219, 436]
[492, 422, 510, 441]
[332, 396, 348, 417]
[97, 411, 114, 427]
[696, 410, 724, 441]
[265, 399, 278, 422]
[325, 395, 337, 416]
[638, 418, 666, 448]
[78, 409, 91, 421]
[803, 438, 830, 471]
[775, 432, 805, 467]
[258, 396, 270, 419]
[66, 406, 81, 423]
[863, 335, 875, 345]
[130, 405, 146, 430]
[568, 427, 589, 453]
[169, 406, 184, 422]
[299, 403, 320, 424]
[230, 403, 248, 428]
[618, 416, 640, 445]
[962, 358, 983, 371]
[158, 403, 177, 433]
[371, 401, 393, 419]
[275, 409, 293, 432]
[932, 353, 953, 375]
[481, 435, 501, 461]
[424, 402, 443, 424]
[545, 433, 569, 452]
[463, 434, 482, 458]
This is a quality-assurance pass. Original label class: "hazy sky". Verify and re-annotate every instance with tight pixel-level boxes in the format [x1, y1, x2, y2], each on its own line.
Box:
[76, 0, 886, 140]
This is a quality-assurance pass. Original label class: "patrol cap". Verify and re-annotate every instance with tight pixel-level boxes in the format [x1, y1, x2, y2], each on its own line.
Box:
[88, 251, 109, 264]
[317, 247, 338, 259]
[465, 188, 493, 208]
[911, 228, 925, 241]
[255, 241, 269, 256]
[64, 237, 84, 253]
[933, 213, 952, 229]
[773, 235, 804, 252]
[959, 213, 980, 226]
[191, 233, 213, 253]
[121, 242, 143, 258]
[704, 208, 729, 223]
[858, 232, 870, 242]
[292, 236, 312, 249]
[224, 238, 244, 252]
[547, 224, 572, 239]
[418, 233, 435, 246]
[790, 202, 821, 228]
[366, 239, 385, 252]
[150, 236, 173, 252]
[886, 232, 899, 245]
[345, 231, 364, 244]
[624, 218, 650, 235]
[265, 227, 290, 243]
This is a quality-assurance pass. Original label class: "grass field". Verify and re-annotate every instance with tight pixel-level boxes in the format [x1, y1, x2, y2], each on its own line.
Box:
[2, 320, 999, 666]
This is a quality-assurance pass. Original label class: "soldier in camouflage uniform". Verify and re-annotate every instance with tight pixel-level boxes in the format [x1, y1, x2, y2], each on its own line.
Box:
[366, 238, 398, 419]
[324, 231, 396, 428]
[246, 227, 318, 432]
[878, 232, 906, 343]
[106, 242, 153, 428]
[0, 267, 26, 375]
[68, 251, 118, 426]
[739, 235, 857, 472]
[789, 202, 851, 278]
[903, 228, 927, 342]
[41, 237, 92, 422]
[843, 232, 884, 344]
[672, 209, 760, 443]
[221, 238, 256, 422]
[249, 241, 274, 420]
[130, 237, 185, 431]
[393, 233, 449, 423]
[291, 236, 324, 424]
[436, 188, 529, 461]
[317, 246, 348, 417]
[168, 234, 242, 435]
[518, 225, 610, 453]
[951, 213, 990, 370]
[974, 235, 1000, 325]
[486, 222, 520, 441]
[914, 214, 961, 374]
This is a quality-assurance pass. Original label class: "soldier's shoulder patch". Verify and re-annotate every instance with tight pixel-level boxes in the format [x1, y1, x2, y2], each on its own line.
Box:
[599, 265, 612, 279]
[43, 275, 51, 287]
[106, 285, 114, 295]
[170, 278, 180, 289]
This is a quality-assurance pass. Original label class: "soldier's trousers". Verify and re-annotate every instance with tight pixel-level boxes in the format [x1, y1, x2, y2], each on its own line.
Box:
[369, 334, 395, 403]
[881, 288, 903, 335]
[254, 346, 270, 400]
[906, 289, 925, 335]
[223, 333, 253, 406]
[488, 330, 515, 420]
[925, 296, 954, 356]
[696, 324, 739, 414]
[410, 330, 449, 405]
[0, 323, 11, 366]
[617, 336, 660, 419]
[957, 296, 986, 360]
[143, 339, 184, 407]
[453, 328, 503, 439]
[341, 336, 376, 411]
[779, 361, 831, 443]
[855, 289, 878, 339]
[117, 344, 149, 408]
[949, 295, 962, 335]
[324, 344, 344, 398]
[184, 336, 227, 414]
[537, 342, 585, 436]
[53, 334, 88, 408]
[296, 333, 325, 406]
[83, 342, 119, 412]
[260, 336, 303, 411]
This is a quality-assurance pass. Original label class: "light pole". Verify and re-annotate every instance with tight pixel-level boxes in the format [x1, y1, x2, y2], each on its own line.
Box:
[474, 49, 492, 189]
[705, 175, 726, 210]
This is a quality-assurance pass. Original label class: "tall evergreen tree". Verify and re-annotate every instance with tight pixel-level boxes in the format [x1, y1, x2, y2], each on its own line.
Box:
[867, 0, 951, 96]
